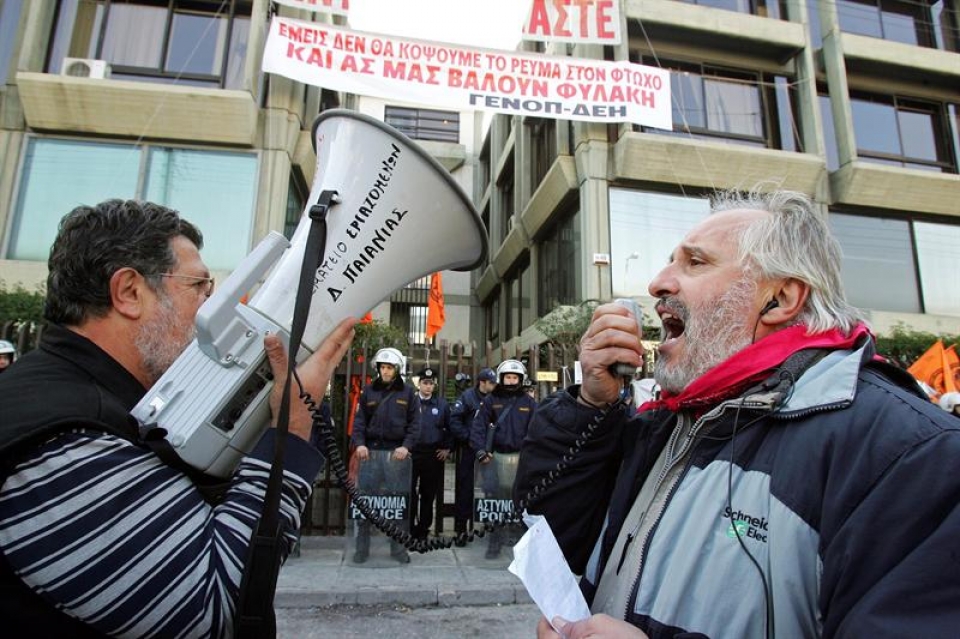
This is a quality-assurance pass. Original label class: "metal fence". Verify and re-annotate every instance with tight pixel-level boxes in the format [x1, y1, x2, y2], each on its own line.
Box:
[3, 321, 583, 536]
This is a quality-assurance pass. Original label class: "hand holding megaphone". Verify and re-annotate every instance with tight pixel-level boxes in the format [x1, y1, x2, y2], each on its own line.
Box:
[264, 317, 357, 441]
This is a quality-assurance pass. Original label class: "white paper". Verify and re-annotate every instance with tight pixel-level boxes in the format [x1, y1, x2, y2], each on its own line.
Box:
[508, 513, 591, 631]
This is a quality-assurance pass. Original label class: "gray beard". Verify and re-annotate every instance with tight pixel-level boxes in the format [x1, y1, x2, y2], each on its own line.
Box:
[654, 277, 757, 394]
[135, 292, 195, 387]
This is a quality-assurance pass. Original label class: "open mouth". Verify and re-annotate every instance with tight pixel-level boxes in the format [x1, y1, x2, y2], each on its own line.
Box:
[658, 306, 686, 344]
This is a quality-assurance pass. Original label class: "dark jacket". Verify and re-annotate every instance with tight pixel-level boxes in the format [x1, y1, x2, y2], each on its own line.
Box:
[450, 386, 487, 445]
[0, 325, 147, 638]
[351, 376, 421, 450]
[414, 393, 452, 452]
[515, 339, 960, 638]
[470, 387, 538, 455]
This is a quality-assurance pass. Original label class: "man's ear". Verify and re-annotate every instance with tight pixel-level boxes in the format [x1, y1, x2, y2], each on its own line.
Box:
[110, 267, 147, 320]
[760, 278, 809, 326]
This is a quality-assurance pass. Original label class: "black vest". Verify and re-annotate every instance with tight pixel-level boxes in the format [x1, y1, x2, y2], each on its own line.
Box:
[0, 325, 146, 637]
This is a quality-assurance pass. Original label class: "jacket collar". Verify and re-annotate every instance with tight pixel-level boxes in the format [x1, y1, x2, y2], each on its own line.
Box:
[41, 323, 147, 410]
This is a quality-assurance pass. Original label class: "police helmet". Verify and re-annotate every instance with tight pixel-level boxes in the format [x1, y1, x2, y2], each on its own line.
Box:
[373, 347, 405, 374]
[496, 359, 526, 386]
[0, 340, 15, 357]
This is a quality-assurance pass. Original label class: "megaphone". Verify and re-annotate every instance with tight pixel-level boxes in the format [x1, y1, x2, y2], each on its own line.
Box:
[132, 110, 488, 477]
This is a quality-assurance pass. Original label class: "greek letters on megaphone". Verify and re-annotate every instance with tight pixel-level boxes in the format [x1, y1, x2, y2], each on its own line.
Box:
[132, 110, 487, 477]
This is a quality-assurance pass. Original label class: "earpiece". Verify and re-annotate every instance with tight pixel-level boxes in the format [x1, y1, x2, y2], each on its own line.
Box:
[760, 299, 779, 316]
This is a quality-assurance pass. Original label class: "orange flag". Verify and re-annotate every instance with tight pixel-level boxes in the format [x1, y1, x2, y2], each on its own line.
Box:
[943, 345, 959, 393]
[908, 340, 946, 398]
[360, 311, 373, 324]
[425, 272, 446, 340]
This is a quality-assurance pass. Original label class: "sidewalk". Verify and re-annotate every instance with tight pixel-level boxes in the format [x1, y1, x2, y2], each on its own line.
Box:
[276, 534, 532, 609]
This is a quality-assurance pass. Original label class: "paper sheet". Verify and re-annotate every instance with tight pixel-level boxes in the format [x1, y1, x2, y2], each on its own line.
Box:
[508, 513, 591, 631]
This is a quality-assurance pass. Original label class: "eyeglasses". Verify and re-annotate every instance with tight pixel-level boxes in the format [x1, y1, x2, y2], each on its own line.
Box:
[158, 273, 215, 297]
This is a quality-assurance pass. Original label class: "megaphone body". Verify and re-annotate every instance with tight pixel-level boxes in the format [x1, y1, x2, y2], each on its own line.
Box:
[131, 110, 487, 477]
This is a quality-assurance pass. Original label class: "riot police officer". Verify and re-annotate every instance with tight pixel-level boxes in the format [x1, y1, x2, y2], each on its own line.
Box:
[470, 359, 538, 558]
[449, 367, 497, 544]
[351, 347, 420, 563]
[0, 340, 16, 374]
[410, 367, 452, 541]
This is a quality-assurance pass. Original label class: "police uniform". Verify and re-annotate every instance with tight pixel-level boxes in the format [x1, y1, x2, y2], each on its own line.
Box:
[449, 368, 496, 538]
[351, 372, 420, 563]
[470, 381, 538, 558]
[410, 368, 452, 540]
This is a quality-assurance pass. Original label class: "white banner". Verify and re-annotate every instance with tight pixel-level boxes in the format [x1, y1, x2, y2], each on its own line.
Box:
[263, 17, 671, 128]
[523, 0, 622, 45]
[273, 0, 351, 16]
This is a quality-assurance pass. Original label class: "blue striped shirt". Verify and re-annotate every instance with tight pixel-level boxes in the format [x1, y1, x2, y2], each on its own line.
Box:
[0, 428, 320, 638]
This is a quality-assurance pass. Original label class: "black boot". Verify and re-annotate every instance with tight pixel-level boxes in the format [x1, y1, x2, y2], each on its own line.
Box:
[485, 529, 501, 559]
[353, 524, 370, 564]
[454, 520, 468, 547]
[390, 540, 410, 563]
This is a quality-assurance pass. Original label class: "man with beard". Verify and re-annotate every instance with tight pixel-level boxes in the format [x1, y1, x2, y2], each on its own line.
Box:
[515, 189, 960, 639]
[0, 200, 356, 637]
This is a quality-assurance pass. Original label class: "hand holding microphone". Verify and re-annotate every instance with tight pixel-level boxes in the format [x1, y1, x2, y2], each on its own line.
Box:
[577, 301, 644, 408]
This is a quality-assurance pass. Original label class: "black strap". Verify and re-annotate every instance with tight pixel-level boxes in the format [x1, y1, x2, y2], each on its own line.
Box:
[236, 189, 338, 639]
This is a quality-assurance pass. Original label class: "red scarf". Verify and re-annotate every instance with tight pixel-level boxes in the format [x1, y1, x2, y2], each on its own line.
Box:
[639, 323, 872, 414]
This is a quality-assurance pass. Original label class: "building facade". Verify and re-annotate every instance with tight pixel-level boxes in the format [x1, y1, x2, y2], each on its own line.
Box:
[474, 0, 960, 358]
[0, 0, 481, 349]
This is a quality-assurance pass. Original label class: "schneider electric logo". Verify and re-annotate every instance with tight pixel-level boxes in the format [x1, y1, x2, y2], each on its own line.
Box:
[722, 506, 768, 543]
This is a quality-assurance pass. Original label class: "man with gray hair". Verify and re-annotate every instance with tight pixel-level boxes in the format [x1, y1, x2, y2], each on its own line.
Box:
[0, 199, 355, 637]
[516, 188, 960, 638]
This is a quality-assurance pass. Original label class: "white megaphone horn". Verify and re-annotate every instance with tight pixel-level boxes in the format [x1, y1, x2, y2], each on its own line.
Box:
[132, 110, 488, 477]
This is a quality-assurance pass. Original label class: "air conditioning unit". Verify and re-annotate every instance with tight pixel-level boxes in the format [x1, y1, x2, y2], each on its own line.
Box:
[60, 58, 111, 79]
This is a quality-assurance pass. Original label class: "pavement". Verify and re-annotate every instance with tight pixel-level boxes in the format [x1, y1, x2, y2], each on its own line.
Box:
[276, 533, 533, 610]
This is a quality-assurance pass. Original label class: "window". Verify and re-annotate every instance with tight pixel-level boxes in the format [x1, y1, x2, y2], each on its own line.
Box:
[831, 210, 960, 317]
[0, 0, 23, 85]
[390, 275, 430, 344]
[486, 290, 500, 344]
[914, 221, 960, 316]
[384, 106, 460, 142]
[8, 137, 258, 269]
[537, 208, 581, 316]
[527, 117, 557, 188]
[47, 0, 251, 89]
[640, 61, 800, 151]
[836, 0, 957, 51]
[284, 169, 308, 239]
[829, 213, 920, 313]
[503, 256, 533, 340]
[609, 189, 711, 297]
[680, 0, 785, 19]
[850, 93, 956, 172]
[498, 155, 515, 244]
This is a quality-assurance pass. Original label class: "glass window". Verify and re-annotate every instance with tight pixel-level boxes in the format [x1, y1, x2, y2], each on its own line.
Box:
[829, 213, 920, 313]
[537, 208, 581, 315]
[144, 148, 257, 270]
[609, 189, 711, 297]
[850, 94, 954, 172]
[649, 61, 795, 149]
[914, 221, 960, 316]
[284, 170, 307, 239]
[836, 0, 945, 48]
[384, 106, 460, 143]
[8, 139, 140, 260]
[519, 258, 534, 331]
[9, 138, 258, 270]
[46, 0, 251, 89]
[0, 0, 23, 85]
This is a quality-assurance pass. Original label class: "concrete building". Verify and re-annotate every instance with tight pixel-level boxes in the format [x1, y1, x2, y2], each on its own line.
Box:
[1, 0, 958, 365]
[473, 0, 960, 360]
[0, 0, 481, 349]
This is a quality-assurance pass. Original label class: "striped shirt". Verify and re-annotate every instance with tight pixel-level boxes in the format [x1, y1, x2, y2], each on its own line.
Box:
[0, 428, 320, 638]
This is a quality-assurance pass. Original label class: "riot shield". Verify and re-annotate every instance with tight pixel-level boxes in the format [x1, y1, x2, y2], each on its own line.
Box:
[348, 448, 412, 566]
[473, 452, 521, 561]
